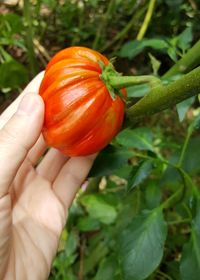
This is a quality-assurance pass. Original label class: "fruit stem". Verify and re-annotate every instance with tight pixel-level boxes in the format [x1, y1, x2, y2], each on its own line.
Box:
[109, 75, 161, 89]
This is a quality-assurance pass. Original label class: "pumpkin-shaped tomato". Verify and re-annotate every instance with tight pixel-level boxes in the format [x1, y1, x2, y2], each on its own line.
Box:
[39, 46, 125, 156]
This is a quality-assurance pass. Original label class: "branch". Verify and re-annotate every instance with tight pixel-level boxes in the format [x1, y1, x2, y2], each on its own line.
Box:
[136, 0, 156, 40]
[127, 66, 200, 119]
[23, 0, 38, 77]
[163, 39, 200, 78]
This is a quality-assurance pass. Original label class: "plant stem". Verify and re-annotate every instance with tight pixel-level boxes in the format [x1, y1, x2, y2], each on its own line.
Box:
[100, 5, 146, 53]
[163, 39, 200, 78]
[109, 75, 161, 89]
[23, 0, 38, 77]
[178, 125, 193, 167]
[136, 0, 156, 40]
[92, 0, 115, 50]
[160, 185, 184, 210]
[127, 66, 200, 120]
[168, 218, 191, 226]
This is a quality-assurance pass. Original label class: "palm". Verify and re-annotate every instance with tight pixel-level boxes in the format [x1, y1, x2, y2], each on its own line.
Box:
[3, 141, 94, 280]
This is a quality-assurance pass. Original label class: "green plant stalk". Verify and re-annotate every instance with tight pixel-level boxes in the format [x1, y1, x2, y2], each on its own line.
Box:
[160, 185, 184, 210]
[109, 75, 161, 88]
[127, 66, 200, 119]
[178, 125, 193, 167]
[92, 0, 115, 50]
[23, 0, 38, 77]
[163, 39, 200, 78]
[168, 218, 191, 226]
[136, 0, 156, 40]
[100, 5, 146, 53]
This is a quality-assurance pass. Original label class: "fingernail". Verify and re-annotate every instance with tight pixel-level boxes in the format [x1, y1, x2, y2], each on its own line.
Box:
[17, 94, 38, 116]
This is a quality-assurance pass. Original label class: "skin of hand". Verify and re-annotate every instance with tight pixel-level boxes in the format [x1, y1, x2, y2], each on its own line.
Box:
[0, 72, 95, 280]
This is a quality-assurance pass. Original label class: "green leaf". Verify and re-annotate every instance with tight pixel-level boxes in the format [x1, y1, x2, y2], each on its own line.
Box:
[148, 53, 161, 75]
[182, 137, 200, 175]
[167, 46, 178, 62]
[77, 216, 101, 232]
[177, 26, 193, 53]
[64, 230, 79, 258]
[145, 181, 162, 209]
[180, 196, 200, 280]
[127, 160, 153, 192]
[113, 164, 133, 180]
[53, 230, 79, 271]
[89, 145, 133, 177]
[94, 255, 118, 280]
[83, 241, 109, 275]
[127, 84, 150, 98]
[0, 13, 23, 35]
[118, 209, 167, 280]
[161, 136, 200, 184]
[0, 59, 28, 89]
[176, 97, 195, 122]
[119, 38, 169, 59]
[80, 194, 117, 224]
[116, 128, 154, 151]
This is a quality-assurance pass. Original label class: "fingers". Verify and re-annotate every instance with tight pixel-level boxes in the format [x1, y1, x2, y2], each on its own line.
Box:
[0, 71, 44, 129]
[53, 154, 96, 209]
[27, 134, 47, 165]
[0, 94, 44, 198]
[37, 148, 69, 182]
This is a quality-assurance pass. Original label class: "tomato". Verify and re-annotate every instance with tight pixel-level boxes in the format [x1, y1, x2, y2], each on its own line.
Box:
[39, 46, 125, 156]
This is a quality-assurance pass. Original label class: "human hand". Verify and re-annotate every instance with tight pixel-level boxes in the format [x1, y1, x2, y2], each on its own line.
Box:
[0, 72, 95, 280]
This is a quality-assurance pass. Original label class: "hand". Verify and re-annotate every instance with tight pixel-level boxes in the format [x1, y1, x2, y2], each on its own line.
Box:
[0, 72, 95, 280]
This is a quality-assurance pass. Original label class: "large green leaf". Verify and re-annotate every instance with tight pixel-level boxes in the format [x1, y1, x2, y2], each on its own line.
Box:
[80, 194, 117, 225]
[116, 128, 154, 151]
[180, 196, 200, 280]
[118, 209, 167, 280]
[89, 145, 133, 177]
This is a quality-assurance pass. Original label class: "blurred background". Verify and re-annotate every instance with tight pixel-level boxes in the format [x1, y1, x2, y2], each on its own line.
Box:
[1, 1, 200, 279]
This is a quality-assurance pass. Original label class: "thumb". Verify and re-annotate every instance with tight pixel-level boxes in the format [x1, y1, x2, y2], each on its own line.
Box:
[0, 94, 44, 198]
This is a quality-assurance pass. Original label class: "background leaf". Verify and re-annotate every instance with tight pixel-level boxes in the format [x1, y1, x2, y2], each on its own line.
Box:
[0, 60, 28, 88]
[176, 97, 195, 122]
[118, 209, 167, 280]
[127, 160, 153, 192]
[80, 194, 118, 225]
[180, 195, 200, 280]
[89, 145, 133, 177]
[116, 128, 154, 151]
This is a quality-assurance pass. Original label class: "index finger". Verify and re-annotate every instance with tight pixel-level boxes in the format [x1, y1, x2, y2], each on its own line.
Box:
[0, 71, 44, 129]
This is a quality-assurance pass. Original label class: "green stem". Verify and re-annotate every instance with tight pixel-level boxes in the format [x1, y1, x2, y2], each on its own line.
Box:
[100, 5, 146, 53]
[127, 66, 200, 119]
[157, 270, 173, 280]
[109, 75, 161, 89]
[178, 126, 193, 167]
[163, 39, 200, 78]
[168, 218, 191, 226]
[136, 0, 156, 40]
[23, 0, 38, 77]
[160, 185, 184, 210]
[92, 0, 115, 50]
